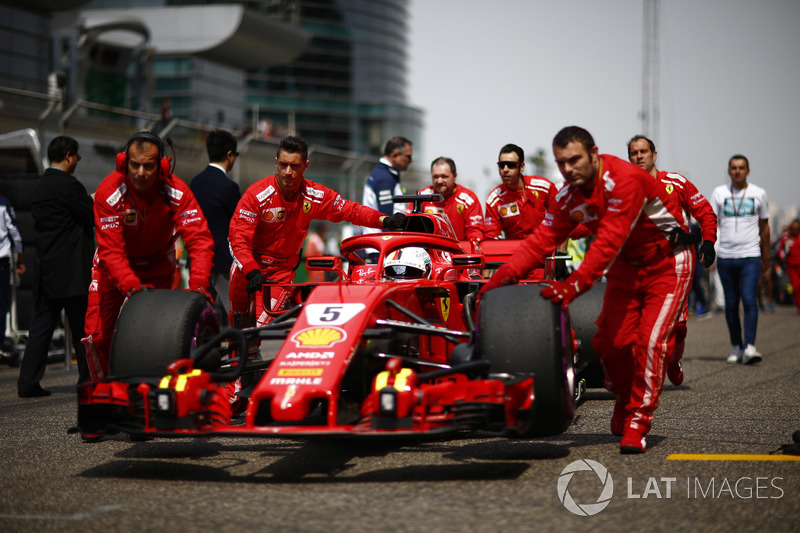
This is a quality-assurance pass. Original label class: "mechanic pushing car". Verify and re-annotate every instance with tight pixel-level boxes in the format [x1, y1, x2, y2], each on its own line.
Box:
[481, 126, 693, 454]
[228, 135, 405, 327]
[83, 131, 215, 380]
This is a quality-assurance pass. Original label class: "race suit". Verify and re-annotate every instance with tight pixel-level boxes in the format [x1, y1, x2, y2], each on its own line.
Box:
[84, 171, 214, 380]
[485, 154, 691, 437]
[229, 175, 385, 325]
[778, 230, 800, 312]
[409, 185, 485, 242]
[484, 175, 556, 239]
[656, 170, 717, 365]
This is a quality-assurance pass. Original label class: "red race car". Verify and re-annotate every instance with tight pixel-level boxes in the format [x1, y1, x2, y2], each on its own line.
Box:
[76, 195, 602, 441]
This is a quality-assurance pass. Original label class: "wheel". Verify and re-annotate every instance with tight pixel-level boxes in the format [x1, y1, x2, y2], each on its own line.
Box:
[478, 284, 575, 436]
[110, 289, 219, 377]
[569, 282, 606, 388]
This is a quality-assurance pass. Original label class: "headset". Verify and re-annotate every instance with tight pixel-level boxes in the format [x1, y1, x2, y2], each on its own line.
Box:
[115, 131, 171, 177]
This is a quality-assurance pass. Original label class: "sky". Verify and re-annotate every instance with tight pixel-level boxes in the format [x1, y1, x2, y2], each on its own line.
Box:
[407, 0, 800, 216]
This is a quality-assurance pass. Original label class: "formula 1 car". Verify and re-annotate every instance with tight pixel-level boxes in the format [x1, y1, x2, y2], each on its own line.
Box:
[77, 195, 602, 441]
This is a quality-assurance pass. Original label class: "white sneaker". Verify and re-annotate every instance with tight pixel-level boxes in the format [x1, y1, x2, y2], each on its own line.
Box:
[742, 344, 762, 365]
[727, 345, 743, 364]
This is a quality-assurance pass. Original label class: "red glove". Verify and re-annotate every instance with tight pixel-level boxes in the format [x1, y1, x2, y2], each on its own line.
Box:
[189, 286, 215, 304]
[478, 264, 519, 296]
[539, 272, 592, 310]
[125, 284, 154, 298]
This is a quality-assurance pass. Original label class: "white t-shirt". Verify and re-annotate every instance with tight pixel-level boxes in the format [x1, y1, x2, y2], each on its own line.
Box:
[710, 182, 768, 259]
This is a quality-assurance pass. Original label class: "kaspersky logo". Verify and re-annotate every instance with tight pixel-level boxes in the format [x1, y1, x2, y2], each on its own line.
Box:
[557, 459, 614, 516]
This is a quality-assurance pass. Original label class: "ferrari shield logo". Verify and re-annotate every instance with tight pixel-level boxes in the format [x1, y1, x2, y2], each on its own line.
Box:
[456, 204, 464, 214]
[665, 184, 674, 194]
[438, 297, 450, 321]
[303, 201, 311, 213]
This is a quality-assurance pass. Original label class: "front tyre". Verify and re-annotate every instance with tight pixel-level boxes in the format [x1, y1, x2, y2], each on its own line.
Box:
[478, 284, 575, 436]
[110, 289, 219, 377]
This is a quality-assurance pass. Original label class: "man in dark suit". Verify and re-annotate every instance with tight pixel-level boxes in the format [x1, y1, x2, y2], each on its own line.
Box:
[190, 130, 241, 319]
[18, 136, 94, 397]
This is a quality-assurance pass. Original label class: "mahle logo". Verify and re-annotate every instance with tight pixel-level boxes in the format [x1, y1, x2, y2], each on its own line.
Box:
[557, 459, 614, 516]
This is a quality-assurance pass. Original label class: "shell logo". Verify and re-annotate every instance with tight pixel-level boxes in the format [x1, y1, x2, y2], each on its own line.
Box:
[291, 327, 347, 347]
[500, 207, 508, 216]
[572, 210, 585, 223]
[264, 211, 274, 221]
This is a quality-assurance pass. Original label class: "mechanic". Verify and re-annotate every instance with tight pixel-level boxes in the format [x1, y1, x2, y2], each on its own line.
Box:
[83, 131, 215, 380]
[190, 129, 242, 320]
[710, 154, 770, 365]
[484, 143, 557, 240]
[409, 157, 484, 243]
[382, 247, 432, 280]
[18, 136, 93, 398]
[229, 135, 405, 327]
[481, 126, 692, 454]
[362, 136, 413, 234]
[627, 134, 717, 386]
[777, 219, 800, 313]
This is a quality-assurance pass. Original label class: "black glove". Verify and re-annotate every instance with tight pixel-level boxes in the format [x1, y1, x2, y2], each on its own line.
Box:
[382, 212, 407, 231]
[698, 240, 716, 268]
[666, 227, 699, 245]
[245, 269, 267, 294]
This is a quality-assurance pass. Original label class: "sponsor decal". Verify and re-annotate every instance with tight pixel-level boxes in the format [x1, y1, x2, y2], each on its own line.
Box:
[284, 351, 335, 359]
[277, 368, 324, 377]
[262, 207, 286, 222]
[181, 217, 201, 226]
[270, 377, 324, 385]
[106, 184, 127, 206]
[122, 209, 137, 226]
[665, 184, 674, 194]
[179, 209, 198, 218]
[256, 185, 275, 202]
[278, 360, 331, 367]
[164, 185, 183, 201]
[425, 207, 444, 215]
[456, 204, 465, 214]
[238, 209, 256, 223]
[333, 195, 346, 210]
[291, 327, 347, 347]
[303, 201, 311, 213]
[499, 202, 520, 218]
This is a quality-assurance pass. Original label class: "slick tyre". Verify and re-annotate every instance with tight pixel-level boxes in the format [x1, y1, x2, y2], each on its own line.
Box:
[478, 284, 575, 437]
[569, 282, 606, 388]
[110, 289, 219, 376]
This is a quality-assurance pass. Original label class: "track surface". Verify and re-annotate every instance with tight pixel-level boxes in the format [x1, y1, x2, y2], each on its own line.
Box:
[1, 306, 799, 532]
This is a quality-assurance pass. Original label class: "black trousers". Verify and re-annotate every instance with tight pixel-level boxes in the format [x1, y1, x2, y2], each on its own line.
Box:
[17, 293, 89, 393]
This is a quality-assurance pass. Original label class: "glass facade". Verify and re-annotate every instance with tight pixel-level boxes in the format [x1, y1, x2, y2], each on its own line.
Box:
[247, 0, 422, 154]
[0, 5, 51, 93]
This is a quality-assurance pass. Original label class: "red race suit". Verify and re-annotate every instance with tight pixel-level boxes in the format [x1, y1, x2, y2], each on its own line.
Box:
[484, 175, 556, 239]
[84, 171, 214, 380]
[409, 185, 484, 242]
[485, 155, 691, 437]
[778, 230, 800, 312]
[229, 175, 384, 325]
[657, 170, 717, 365]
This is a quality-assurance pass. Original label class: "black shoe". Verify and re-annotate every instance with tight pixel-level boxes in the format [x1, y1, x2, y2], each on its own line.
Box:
[18, 386, 52, 398]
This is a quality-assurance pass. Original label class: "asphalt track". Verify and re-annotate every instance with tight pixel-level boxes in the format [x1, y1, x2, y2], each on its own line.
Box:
[1, 305, 799, 532]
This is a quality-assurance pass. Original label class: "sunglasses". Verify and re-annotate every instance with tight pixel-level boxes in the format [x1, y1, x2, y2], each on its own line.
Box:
[497, 161, 520, 169]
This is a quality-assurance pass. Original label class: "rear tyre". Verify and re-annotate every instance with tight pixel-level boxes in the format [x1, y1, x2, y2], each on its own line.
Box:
[569, 282, 606, 388]
[110, 289, 219, 376]
[478, 284, 575, 436]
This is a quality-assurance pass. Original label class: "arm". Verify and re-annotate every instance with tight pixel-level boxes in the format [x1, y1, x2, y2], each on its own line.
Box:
[683, 180, 717, 243]
[171, 179, 215, 291]
[94, 178, 141, 293]
[760, 218, 771, 272]
[228, 188, 261, 276]
[483, 194, 502, 239]
[464, 191, 485, 242]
